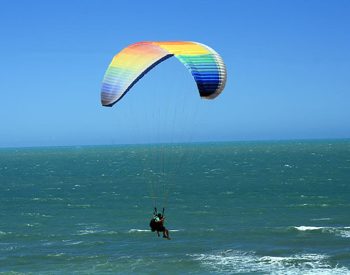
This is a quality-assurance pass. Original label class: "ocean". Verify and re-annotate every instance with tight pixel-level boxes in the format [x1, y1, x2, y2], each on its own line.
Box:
[0, 140, 350, 274]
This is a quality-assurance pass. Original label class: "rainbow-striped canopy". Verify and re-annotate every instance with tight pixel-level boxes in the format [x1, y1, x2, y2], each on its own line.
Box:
[101, 41, 227, 107]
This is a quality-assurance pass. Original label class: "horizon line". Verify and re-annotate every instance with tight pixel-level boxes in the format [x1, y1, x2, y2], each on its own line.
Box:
[0, 137, 349, 150]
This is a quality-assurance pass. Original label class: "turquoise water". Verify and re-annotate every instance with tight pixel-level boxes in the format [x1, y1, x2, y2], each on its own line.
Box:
[1, 140, 350, 274]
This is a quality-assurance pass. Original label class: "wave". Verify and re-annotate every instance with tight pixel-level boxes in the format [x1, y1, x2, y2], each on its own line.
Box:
[21, 212, 52, 218]
[189, 250, 350, 274]
[290, 203, 330, 208]
[47, 253, 66, 257]
[75, 226, 195, 236]
[26, 223, 38, 227]
[31, 197, 64, 201]
[311, 218, 332, 221]
[294, 226, 324, 231]
[338, 230, 350, 238]
[75, 230, 118, 236]
[67, 204, 91, 208]
[128, 229, 150, 233]
[294, 226, 350, 238]
[64, 240, 84, 246]
[76, 230, 95, 236]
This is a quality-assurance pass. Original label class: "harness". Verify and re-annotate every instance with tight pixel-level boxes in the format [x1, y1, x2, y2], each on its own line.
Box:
[150, 207, 165, 231]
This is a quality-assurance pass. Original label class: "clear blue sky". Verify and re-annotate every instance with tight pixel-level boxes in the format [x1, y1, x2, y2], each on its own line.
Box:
[0, 0, 349, 147]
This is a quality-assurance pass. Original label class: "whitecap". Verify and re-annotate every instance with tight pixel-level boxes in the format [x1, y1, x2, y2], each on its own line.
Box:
[76, 229, 100, 235]
[47, 253, 65, 257]
[294, 226, 324, 231]
[294, 226, 350, 238]
[311, 218, 331, 221]
[68, 204, 91, 208]
[338, 230, 350, 238]
[26, 223, 35, 227]
[65, 241, 83, 246]
[189, 250, 350, 274]
[128, 229, 150, 233]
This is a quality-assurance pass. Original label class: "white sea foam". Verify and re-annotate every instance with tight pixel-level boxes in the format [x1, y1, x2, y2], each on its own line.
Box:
[338, 230, 350, 238]
[293, 203, 330, 208]
[32, 197, 64, 202]
[222, 191, 234, 195]
[76, 229, 101, 235]
[26, 223, 35, 227]
[21, 212, 52, 218]
[68, 204, 91, 208]
[64, 241, 83, 246]
[190, 250, 350, 274]
[128, 229, 150, 233]
[294, 226, 350, 238]
[294, 226, 324, 231]
[1, 244, 23, 251]
[47, 253, 65, 257]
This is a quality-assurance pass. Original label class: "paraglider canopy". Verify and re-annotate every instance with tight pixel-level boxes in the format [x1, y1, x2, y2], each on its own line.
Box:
[101, 41, 227, 107]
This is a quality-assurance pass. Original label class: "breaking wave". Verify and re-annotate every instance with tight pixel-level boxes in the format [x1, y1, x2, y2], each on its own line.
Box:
[190, 250, 350, 274]
[294, 226, 350, 238]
